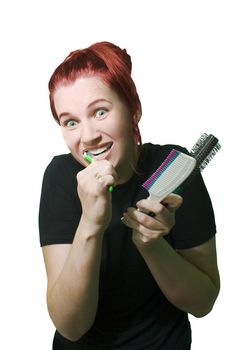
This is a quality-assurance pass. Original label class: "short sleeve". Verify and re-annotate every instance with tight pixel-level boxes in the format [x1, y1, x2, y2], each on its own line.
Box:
[39, 155, 82, 247]
[170, 170, 217, 249]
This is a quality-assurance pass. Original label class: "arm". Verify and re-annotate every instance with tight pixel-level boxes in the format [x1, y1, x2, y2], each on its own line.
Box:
[122, 195, 220, 317]
[42, 220, 104, 342]
[42, 160, 117, 341]
[134, 236, 219, 317]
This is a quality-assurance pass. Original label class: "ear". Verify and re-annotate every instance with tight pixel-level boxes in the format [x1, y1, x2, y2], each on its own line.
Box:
[132, 112, 142, 145]
[133, 106, 142, 123]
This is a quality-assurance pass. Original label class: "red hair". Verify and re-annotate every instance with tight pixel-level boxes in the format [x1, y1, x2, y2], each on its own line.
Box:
[48, 41, 142, 144]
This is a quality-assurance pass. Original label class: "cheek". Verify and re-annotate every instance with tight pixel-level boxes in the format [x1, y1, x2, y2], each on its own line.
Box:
[109, 117, 133, 141]
[61, 130, 77, 149]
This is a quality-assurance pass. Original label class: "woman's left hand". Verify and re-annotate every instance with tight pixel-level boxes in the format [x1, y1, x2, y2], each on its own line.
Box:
[121, 194, 183, 246]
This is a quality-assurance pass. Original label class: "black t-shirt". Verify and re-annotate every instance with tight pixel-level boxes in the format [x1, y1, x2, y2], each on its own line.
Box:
[39, 143, 216, 350]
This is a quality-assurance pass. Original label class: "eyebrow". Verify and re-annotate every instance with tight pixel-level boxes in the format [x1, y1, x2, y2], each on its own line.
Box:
[58, 98, 112, 120]
[87, 98, 112, 108]
[58, 112, 74, 120]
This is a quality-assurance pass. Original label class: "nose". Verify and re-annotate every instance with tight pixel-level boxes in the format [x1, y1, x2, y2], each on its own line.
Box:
[80, 120, 102, 146]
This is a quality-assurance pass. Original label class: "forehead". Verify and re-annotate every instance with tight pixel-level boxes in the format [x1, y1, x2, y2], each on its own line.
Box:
[54, 76, 119, 111]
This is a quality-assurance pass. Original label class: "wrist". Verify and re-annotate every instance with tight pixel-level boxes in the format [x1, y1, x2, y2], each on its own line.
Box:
[77, 216, 106, 242]
[133, 235, 164, 253]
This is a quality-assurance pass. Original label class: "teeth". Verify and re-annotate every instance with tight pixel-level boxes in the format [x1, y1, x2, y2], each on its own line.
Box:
[90, 147, 107, 156]
[87, 144, 111, 156]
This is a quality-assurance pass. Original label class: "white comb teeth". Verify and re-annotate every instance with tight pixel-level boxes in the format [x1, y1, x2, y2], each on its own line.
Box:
[142, 133, 221, 203]
[143, 150, 196, 202]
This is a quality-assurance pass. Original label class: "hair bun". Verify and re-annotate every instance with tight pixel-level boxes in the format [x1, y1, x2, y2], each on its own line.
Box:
[122, 48, 132, 74]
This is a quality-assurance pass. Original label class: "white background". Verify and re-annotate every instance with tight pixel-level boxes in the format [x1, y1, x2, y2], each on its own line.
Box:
[1, 0, 244, 349]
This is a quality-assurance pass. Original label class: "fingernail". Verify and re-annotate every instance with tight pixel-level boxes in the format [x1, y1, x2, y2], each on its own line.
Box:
[120, 216, 131, 228]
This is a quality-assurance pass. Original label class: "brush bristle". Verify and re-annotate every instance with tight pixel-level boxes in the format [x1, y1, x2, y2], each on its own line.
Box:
[190, 133, 221, 171]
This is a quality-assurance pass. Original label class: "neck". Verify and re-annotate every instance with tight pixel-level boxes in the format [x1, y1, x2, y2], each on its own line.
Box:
[117, 145, 140, 184]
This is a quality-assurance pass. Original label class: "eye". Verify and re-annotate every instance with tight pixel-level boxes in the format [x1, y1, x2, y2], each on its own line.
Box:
[64, 119, 78, 128]
[95, 108, 108, 118]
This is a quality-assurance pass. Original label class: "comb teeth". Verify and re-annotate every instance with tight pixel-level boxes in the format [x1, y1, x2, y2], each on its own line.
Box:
[143, 149, 179, 190]
[190, 133, 221, 171]
[142, 150, 196, 202]
[141, 133, 221, 203]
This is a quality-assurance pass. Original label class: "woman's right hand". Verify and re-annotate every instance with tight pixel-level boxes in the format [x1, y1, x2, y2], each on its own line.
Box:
[76, 159, 117, 230]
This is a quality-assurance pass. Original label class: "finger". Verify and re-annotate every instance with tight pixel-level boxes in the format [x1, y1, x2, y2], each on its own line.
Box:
[99, 174, 117, 189]
[162, 193, 183, 212]
[127, 207, 154, 226]
[100, 163, 118, 182]
[124, 208, 167, 231]
[88, 161, 118, 187]
[136, 199, 167, 215]
[122, 213, 158, 236]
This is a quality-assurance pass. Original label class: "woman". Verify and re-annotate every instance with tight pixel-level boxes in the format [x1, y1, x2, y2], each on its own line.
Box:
[39, 41, 220, 349]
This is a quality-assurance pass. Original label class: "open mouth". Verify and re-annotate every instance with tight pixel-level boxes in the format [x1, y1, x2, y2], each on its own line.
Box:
[84, 143, 113, 158]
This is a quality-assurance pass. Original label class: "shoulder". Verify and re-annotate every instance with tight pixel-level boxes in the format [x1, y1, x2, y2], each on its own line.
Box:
[43, 154, 83, 180]
[141, 142, 188, 156]
[45, 153, 83, 172]
[41, 154, 83, 191]
[139, 143, 188, 171]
